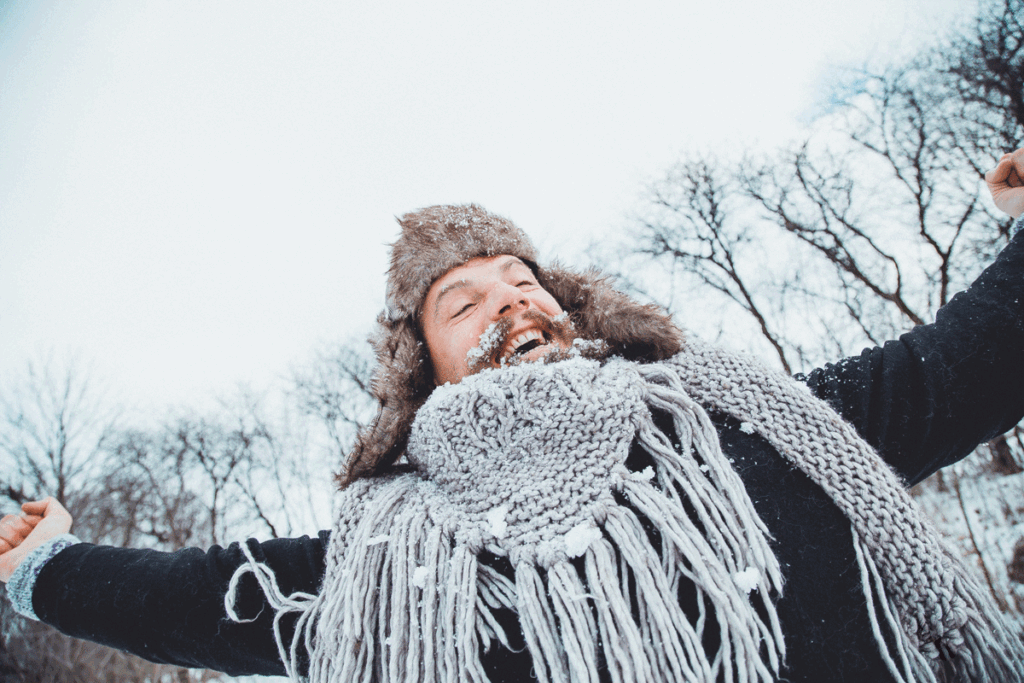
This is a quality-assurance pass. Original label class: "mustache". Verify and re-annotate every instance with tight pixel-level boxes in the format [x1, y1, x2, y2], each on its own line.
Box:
[466, 310, 577, 373]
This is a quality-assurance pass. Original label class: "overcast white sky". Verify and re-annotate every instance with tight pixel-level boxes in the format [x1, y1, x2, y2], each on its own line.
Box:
[0, 0, 975, 414]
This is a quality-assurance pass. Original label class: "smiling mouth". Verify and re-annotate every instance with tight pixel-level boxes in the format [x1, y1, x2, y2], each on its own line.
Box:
[499, 328, 551, 364]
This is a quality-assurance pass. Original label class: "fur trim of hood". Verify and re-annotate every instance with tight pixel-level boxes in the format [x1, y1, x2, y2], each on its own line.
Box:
[338, 204, 683, 488]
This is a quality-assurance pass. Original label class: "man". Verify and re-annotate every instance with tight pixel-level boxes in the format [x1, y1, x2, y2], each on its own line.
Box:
[4, 153, 1024, 682]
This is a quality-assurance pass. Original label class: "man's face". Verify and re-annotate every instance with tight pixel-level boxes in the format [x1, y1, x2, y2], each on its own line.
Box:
[421, 255, 569, 385]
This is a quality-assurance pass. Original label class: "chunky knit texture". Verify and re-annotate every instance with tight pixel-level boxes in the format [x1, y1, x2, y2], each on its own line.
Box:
[227, 347, 1024, 683]
[669, 338, 1024, 682]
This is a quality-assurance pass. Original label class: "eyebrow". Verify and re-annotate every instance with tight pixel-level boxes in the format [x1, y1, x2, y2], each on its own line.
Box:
[431, 257, 528, 319]
[432, 279, 471, 319]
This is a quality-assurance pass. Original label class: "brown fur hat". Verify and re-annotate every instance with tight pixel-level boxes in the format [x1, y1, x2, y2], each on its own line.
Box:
[383, 204, 539, 321]
[338, 204, 684, 488]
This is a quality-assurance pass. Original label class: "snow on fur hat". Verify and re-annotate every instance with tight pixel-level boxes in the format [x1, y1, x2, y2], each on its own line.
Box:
[338, 203, 683, 488]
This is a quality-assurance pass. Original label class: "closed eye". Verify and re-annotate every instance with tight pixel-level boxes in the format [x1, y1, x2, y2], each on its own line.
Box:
[452, 302, 474, 319]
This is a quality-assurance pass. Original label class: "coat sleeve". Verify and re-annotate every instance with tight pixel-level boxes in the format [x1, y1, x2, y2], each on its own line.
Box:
[29, 531, 331, 677]
[801, 226, 1024, 486]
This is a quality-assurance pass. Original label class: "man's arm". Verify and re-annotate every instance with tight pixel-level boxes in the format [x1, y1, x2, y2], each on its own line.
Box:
[31, 533, 330, 677]
[802, 221, 1024, 485]
[2, 500, 330, 677]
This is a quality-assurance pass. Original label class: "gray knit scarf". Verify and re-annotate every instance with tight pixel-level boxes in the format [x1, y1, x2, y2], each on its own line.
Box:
[227, 338, 1024, 683]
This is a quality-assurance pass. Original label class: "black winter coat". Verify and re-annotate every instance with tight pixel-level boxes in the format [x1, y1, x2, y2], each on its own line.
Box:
[28, 230, 1024, 681]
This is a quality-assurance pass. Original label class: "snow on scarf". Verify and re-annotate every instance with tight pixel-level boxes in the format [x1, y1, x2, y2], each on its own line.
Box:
[227, 342, 1024, 683]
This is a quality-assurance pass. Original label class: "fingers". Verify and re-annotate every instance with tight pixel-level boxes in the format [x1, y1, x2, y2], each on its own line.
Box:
[21, 497, 72, 527]
[4, 498, 73, 545]
[986, 156, 1013, 184]
[26, 499, 73, 538]
[21, 498, 57, 516]
[0, 510, 44, 548]
[0, 499, 72, 584]
[987, 149, 1024, 179]
[0, 515, 35, 545]
[0, 512, 37, 556]
[1010, 167, 1024, 188]
[0, 514, 22, 552]
[986, 150, 1024, 219]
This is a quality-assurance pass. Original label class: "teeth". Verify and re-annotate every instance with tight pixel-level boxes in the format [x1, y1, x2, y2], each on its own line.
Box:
[501, 329, 544, 363]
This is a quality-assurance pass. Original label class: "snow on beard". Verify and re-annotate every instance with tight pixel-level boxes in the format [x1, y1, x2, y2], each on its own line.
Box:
[464, 310, 609, 375]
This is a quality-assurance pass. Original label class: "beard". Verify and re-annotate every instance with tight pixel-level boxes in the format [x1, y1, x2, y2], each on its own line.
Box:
[465, 310, 610, 376]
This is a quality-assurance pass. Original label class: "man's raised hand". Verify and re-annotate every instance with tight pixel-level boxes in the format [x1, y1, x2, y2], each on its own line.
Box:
[986, 149, 1024, 219]
[0, 498, 73, 583]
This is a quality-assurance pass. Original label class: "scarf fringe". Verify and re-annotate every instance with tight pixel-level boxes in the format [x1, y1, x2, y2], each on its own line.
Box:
[223, 363, 788, 682]
[224, 355, 1024, 682]
[668, 339, 1024, 681]
[224, 367, 788, 682]
[511, 492, 783, 683]
[855, 527, 1024, 683]
[223, 541, 320, 682]
[936, 554, 1024, 682]
[227, 483, 1023, 683]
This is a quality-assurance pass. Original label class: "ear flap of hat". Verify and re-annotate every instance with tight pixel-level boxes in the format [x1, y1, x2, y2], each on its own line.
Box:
[538, 263, 684, 363]
[337, 315, 433, 488]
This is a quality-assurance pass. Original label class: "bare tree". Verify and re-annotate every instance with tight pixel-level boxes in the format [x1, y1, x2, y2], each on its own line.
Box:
[291, 339, 376, 465]
[85, 393, 315, 550]
[619, 0, 1024, 625]
[624, 0, 1024, 373]
[631, 157, 797, 372]
[0, 346, 358, 681]
[944, 0, 1024, 193]
[0, 356, 116, 515]
[0, 358, 228, 682]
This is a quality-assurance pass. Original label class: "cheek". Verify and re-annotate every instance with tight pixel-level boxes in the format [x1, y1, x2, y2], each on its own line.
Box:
[433, 327, 484, 384]
[535, 293, 564, 316]
[430, 326, 475, 372]
[422, 323, 453, 373]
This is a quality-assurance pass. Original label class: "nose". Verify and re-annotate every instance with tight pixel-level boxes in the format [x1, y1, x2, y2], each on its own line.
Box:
[489, 281, 529, 318]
